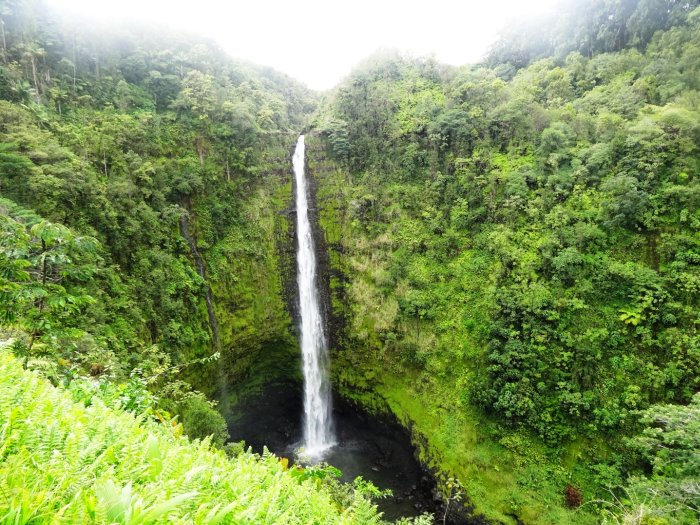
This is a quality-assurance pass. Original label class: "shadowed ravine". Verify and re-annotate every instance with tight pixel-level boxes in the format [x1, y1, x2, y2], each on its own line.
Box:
[225, 136, 451, 523]
[227, 382, 441, 522]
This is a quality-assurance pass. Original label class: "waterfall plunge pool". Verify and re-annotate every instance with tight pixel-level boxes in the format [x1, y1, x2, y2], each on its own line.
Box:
[226, 381, 441, 522]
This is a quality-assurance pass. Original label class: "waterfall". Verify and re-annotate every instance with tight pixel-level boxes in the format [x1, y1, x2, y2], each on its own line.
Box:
[293, 134, 335, 458]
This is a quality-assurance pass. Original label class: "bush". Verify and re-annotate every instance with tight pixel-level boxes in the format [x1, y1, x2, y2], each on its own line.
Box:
[564, 485, 583, 508]
[178, 393, 229, 448]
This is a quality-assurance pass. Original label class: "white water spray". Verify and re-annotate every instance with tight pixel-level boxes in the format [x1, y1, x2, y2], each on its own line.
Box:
[293, 135, 334, 458]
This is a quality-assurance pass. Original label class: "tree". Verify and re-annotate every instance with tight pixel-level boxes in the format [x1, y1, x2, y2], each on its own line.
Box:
[600, 174, 650, 230]
[0, 212, 99, 364]
[621, 395, 700, 522]
[172, 70, 218, 163]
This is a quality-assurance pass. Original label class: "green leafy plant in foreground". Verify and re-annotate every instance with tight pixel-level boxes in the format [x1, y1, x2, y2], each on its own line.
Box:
[0, 349, 397, 524]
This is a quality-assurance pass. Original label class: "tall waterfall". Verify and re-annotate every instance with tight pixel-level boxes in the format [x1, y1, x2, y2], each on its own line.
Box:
[293, 135, 334, 457]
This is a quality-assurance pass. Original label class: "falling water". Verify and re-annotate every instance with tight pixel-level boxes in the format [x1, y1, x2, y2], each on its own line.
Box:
[293, 135, 334, 458]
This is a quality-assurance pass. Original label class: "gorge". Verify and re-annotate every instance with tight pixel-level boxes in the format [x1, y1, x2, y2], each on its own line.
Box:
[225, 134, 447, 521]
[0, 0, 698, 524]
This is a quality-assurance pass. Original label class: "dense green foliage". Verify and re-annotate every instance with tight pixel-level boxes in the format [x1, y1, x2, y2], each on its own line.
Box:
[0, 349, 399, 524]
[312, 1, 700, 522]
[1, 0, 698, 523]
[621, 394, 700, 521]
[488, 0, 700, 69]
[0, 0, 310, 431]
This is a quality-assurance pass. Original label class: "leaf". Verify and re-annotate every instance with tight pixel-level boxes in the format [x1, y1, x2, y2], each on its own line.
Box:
[139, 492, 198, 522]
[204, 500, 240, 524]
[95, 479, 132, 523]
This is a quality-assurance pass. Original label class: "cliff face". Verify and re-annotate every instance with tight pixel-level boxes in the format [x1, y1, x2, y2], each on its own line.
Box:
[302, 134, 345, 356]
[304, 133, 383, 400]
[185, 136, 303, 410]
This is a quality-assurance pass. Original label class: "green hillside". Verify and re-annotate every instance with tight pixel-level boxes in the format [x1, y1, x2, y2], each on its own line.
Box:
[310, 1, 700, 522]
[0, 0, 698, 523]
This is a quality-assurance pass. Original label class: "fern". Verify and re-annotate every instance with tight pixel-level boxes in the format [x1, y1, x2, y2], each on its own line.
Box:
[0, 351, 397, 524]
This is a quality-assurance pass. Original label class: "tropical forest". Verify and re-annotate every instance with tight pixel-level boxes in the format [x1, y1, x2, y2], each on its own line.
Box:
[0, 0, 698, 523]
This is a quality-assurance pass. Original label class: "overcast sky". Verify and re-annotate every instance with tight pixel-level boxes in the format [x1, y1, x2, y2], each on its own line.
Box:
[45, 0, 558, 90]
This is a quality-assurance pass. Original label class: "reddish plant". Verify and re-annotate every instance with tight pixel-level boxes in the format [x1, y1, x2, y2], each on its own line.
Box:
[564, 485, 583, 508]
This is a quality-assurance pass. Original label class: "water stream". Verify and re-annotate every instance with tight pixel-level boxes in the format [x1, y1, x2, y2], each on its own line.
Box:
[293, 134, 335, 458]
[226, 136, 450, 522]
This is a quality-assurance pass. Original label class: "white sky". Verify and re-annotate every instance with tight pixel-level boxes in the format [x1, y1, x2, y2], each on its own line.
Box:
[45, 0, 559, 90]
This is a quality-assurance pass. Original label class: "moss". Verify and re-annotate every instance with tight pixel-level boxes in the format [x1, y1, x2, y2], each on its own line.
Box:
[376, 374, 599, 524]
[185, 136, 301, 409]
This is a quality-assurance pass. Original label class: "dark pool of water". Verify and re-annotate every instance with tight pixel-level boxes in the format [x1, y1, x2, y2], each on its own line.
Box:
[226, 381, 440, 522]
